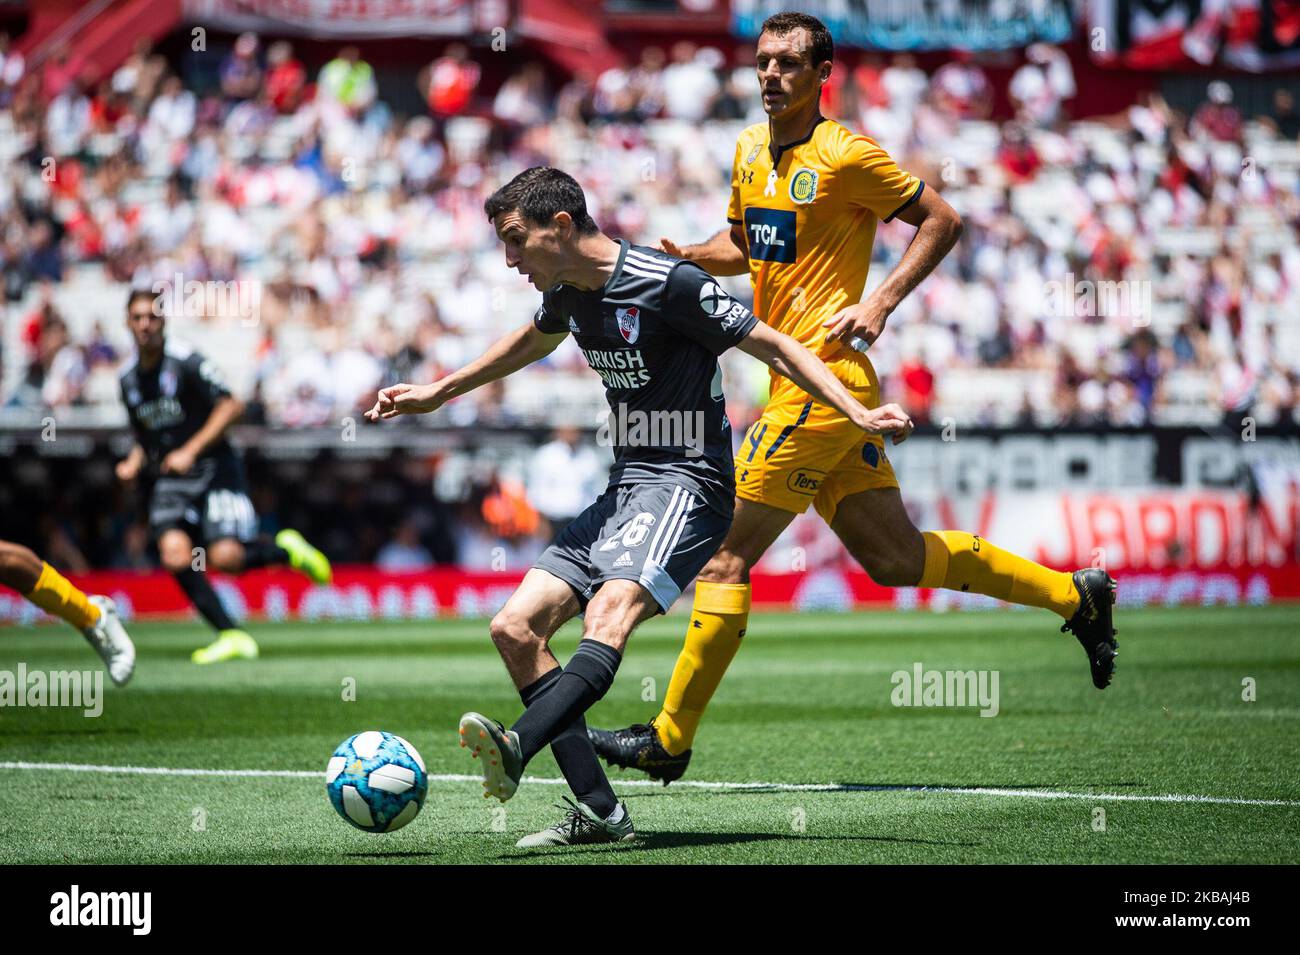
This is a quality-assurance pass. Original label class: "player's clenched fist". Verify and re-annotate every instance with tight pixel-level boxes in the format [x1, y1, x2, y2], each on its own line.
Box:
[364, 383, 445, 421]
[855, 402, 914, 445]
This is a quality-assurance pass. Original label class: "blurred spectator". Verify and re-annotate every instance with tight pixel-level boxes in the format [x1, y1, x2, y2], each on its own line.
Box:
[24, 221, 62, 283]
[1192, 81, 1242, 142]
[319, 46, 376, 116]
[45, 76, 89, 156]
[526, 426, 605, 535]
[1009, 43, 1075, 127]
[932, 51, 992, 120]
[146, 74, 196, 143]
[421, 44, 479, 119]
[265, 41, 306, 115]
[662, 42, 720, 121]
[1264, 88, 1300, 141]
[0, 32, 25, 102]
[997, 124, 1042, 183]
[376, 519, 435, 570]
[220, 33, 263, 103]
[493, 61, 549, 127]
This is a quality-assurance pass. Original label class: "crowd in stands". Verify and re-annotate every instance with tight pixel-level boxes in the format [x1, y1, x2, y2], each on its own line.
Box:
[1, 29, 1298, 567]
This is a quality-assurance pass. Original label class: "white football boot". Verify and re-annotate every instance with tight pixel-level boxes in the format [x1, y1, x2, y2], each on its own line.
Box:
[82, 595, 136, 687]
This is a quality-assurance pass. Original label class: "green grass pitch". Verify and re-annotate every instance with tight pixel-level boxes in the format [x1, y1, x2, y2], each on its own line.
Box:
[1, 606, 1298, 864]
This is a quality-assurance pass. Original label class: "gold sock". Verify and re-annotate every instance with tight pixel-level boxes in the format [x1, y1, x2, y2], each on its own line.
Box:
[24, 562, 100, 630]
[655, 582, 751, 755]
[920, 531, 1080, 619]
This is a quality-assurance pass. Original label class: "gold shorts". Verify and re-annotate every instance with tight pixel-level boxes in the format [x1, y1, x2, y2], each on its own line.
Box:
[733, 388, 899, 525]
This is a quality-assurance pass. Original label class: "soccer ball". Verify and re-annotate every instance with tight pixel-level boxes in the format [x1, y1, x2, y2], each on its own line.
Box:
[326, 731, 428, 833]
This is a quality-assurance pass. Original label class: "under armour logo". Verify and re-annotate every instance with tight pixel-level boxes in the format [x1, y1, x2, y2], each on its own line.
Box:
[741, 170, 754, 185]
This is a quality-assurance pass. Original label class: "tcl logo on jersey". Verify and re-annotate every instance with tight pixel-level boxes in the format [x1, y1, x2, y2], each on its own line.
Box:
[743, 207, 797, 263]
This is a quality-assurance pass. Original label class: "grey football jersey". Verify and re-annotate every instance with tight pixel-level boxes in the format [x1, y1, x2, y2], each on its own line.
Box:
[533, 241, 758, 517]
[119, 340, 238, 477]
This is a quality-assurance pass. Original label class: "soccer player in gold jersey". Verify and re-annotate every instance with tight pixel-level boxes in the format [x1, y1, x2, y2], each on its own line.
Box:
[589, 11, 1118, 782]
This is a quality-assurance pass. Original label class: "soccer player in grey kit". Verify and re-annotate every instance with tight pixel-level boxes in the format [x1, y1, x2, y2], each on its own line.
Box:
[366, 167, 913, 846]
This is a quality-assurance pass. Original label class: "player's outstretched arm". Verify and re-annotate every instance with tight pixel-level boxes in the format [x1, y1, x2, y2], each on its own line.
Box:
[365, 323, 567, 422]
[823, 186, 963, 349]
[116, 444, 146, 483]
[738, 321, 914, 444]
[660, 225, 749, 277]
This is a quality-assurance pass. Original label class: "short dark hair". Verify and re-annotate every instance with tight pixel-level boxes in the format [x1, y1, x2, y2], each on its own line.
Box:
[760, 11, 834, 67]
[126, 287, 156, 312]
[483, 166, 599, 236]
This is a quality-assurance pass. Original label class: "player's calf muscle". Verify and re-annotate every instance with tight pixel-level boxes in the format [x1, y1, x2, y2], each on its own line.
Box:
[582, 583, 655, 653]
[698, 499, 796, 583]
[697, 548, 748, 584]
[833, 489, 926, 586]
[854, 543, 924, 587]
[0, 541, 42, 592]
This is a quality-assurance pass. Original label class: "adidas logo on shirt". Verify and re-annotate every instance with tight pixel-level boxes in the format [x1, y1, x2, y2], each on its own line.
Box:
[613, 551, 634, 568]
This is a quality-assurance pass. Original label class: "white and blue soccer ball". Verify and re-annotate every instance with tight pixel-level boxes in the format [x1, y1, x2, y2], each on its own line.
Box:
[326, 731, 428, 833]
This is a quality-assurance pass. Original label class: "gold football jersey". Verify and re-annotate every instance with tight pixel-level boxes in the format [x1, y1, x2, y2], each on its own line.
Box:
[728, 117, 922, 400]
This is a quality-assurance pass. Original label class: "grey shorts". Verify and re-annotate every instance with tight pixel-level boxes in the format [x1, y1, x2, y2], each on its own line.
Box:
[534, 483, 731, 613]
[148, 458, 258, 544]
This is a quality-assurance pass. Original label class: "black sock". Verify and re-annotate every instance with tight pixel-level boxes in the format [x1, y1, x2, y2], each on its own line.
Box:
[172, 567, 238, 632]
[512, 640, 622, 765]
[241, 538, 289, 570]
[519, 667, 618, 819]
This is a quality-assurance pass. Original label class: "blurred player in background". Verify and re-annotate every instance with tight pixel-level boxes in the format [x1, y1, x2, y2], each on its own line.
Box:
[0, 539, 135, 686]
[367, 166, 912, 846]
[591, 11, 1119, 784]
[115, 290, 332, 664]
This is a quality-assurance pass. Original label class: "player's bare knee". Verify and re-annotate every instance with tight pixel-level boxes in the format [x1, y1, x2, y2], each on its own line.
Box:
[489, 611, 543, 657]
[158, 531, 194, 573]
[207, 539, 245, 574]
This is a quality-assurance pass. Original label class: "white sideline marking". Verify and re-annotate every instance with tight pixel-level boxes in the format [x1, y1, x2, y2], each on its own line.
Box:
[1, 761, 1297, 807]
